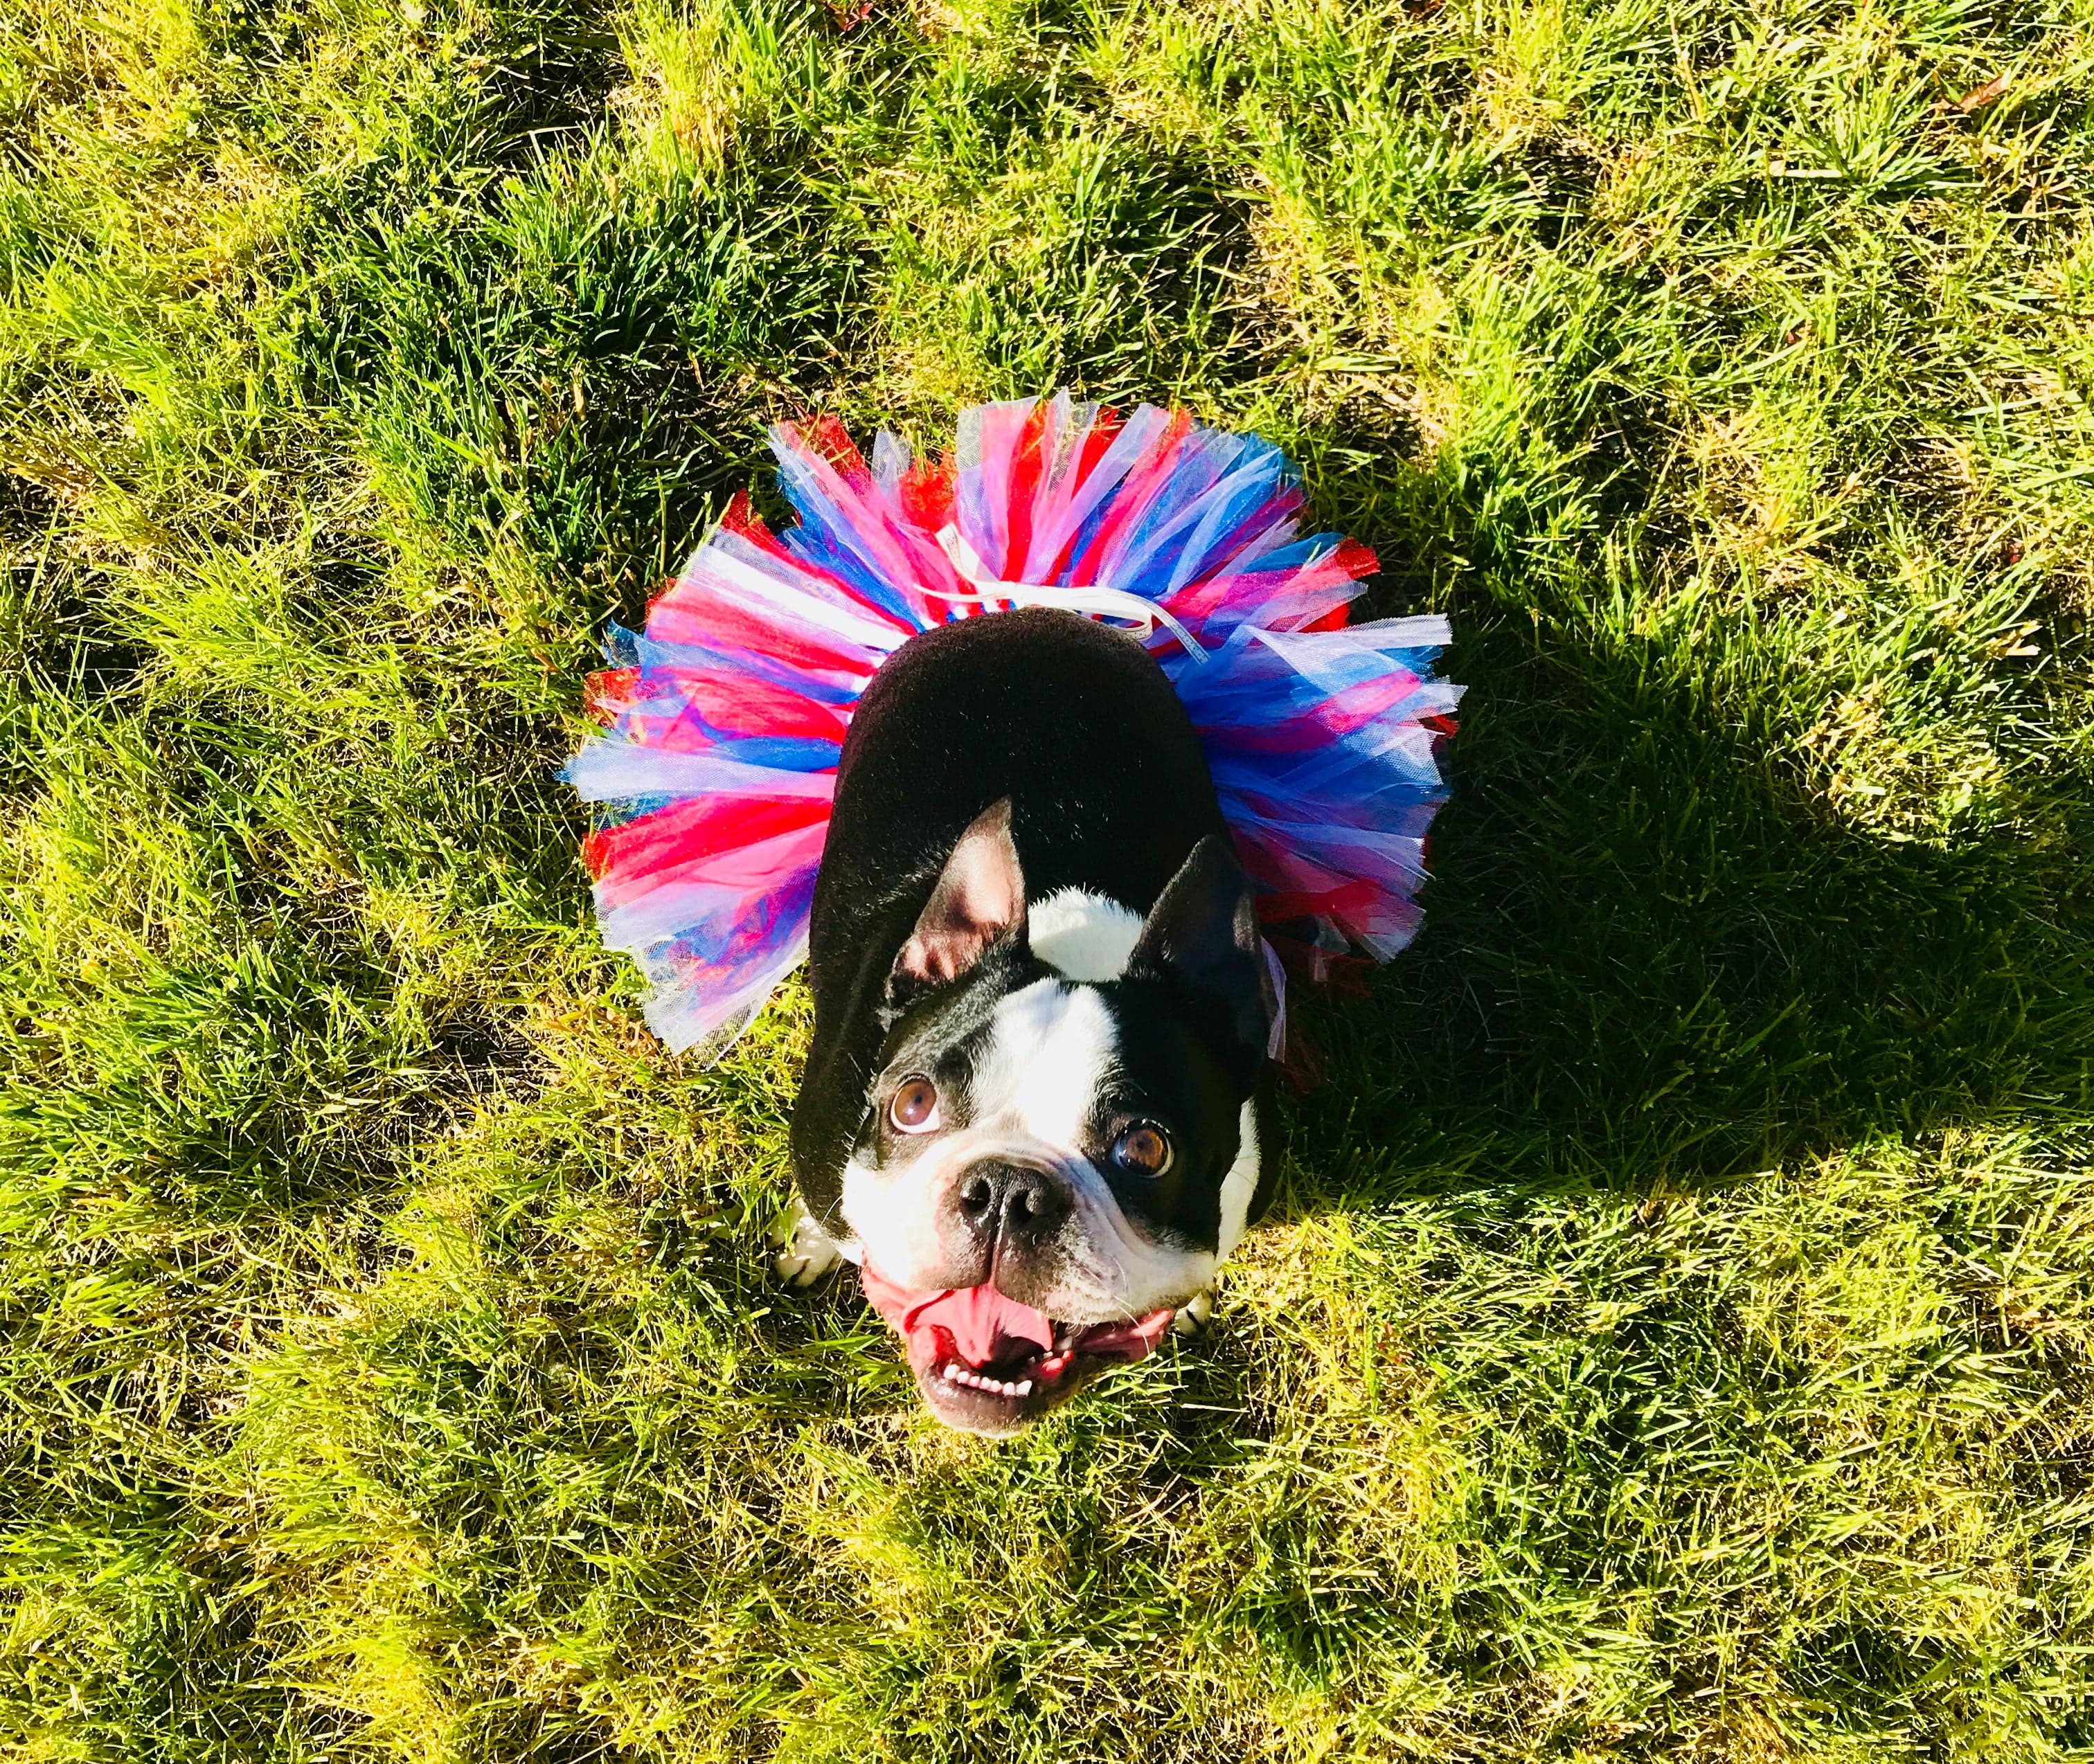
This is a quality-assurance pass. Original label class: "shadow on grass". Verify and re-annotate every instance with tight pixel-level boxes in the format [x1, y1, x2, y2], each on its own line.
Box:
[1279, 552, 2093, 1211]
[702, 565, 2094, 1409]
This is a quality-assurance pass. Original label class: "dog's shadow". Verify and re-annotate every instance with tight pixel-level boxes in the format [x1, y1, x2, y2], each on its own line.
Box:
[633, 431, 2092, 1475]
[1272, 561, 2090, 1217]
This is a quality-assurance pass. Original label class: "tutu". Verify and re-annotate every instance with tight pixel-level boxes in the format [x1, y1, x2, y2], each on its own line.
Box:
[566, 393, 1462, 1054]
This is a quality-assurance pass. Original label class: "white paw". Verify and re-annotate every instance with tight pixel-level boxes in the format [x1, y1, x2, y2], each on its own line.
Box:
[1170, 1290, 1214, 1338]
[770, 1206, 845, 1288]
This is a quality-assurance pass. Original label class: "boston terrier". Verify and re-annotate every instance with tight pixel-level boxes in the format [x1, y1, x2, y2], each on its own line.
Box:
[778, 606, 1278, 1434]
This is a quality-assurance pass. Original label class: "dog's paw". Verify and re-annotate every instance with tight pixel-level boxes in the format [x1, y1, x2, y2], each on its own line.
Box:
[1169, 1289, 1215, 1338]
[770, 1207, 845, 1288]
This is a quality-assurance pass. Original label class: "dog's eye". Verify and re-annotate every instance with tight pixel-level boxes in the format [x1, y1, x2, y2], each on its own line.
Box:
[1111, 1122, 1172, 1176]
[888, 1076, 941, 1134]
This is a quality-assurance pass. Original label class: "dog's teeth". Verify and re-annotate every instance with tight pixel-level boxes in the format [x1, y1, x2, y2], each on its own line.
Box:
[942, 1372, 1030, 1398]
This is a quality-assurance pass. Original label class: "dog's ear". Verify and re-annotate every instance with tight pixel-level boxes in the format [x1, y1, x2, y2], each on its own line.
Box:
[893, 799, 1027, 991]
[1127, 836, 1273, 1070]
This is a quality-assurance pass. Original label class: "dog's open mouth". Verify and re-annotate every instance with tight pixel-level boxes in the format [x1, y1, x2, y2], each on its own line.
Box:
[859, 1263, 1174, 1432]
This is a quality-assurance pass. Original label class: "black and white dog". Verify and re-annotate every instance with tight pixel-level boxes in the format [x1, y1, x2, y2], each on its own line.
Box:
[777, 607, 1277, 1434]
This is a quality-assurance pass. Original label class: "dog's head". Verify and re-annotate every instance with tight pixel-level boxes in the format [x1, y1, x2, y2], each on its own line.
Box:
[842, 800, 1273, 1434]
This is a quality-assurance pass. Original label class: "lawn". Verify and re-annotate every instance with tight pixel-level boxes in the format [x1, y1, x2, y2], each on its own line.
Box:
[3, 0, 2093, 1755]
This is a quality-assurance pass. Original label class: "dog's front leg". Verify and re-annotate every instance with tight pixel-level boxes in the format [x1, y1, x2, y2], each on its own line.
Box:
[770, 1203, 847, 1287]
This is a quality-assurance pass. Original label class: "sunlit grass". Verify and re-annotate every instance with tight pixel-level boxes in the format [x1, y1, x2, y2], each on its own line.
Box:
[3, 0, 2093, 1756]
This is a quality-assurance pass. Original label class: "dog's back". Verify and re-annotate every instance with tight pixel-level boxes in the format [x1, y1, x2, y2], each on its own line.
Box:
[791, 609, 1230, 1205]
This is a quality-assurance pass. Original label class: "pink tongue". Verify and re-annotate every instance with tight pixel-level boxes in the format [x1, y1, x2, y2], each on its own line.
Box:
[859, 1263, 1055, 1366]
[1075, 1309, 1176, 1361]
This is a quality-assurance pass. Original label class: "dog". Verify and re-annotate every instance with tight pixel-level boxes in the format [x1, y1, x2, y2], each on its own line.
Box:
[776, 606, 1277, 1434]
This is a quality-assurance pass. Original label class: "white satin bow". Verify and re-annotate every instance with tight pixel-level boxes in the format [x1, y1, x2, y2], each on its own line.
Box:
[926, 525, 1211, 665]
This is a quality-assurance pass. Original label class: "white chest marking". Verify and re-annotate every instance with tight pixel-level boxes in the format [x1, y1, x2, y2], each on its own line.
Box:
[1028, 889, 1145, 982]
[1216, 1099, 1260, 1261]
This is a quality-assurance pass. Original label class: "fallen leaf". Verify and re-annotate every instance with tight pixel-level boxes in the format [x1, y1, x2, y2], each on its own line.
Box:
[1956, 73, 2008, 112]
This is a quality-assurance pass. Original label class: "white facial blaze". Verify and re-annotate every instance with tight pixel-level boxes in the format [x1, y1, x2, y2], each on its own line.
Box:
[839, 969, 1260, 1320]
[841, 978, 1118, 1295]
[974, 978, 1118, 1144]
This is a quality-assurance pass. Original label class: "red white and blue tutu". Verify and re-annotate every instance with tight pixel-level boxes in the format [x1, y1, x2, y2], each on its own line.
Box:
[566, 393, 1462, 1055]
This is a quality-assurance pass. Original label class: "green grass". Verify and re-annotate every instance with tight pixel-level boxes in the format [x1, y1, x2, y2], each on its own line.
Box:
[2, 0, 2093, 1752]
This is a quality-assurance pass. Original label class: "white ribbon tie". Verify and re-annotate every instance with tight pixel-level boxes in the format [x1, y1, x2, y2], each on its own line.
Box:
[928, 525, 1210, 665]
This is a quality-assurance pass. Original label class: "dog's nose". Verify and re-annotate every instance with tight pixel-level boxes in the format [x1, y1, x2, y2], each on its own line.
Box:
[955, 1160, 1071, 1247]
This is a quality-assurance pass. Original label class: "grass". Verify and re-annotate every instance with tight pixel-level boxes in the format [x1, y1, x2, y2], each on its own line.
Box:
[1, 0, 2093, 1752]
